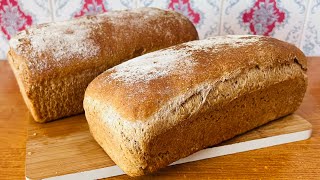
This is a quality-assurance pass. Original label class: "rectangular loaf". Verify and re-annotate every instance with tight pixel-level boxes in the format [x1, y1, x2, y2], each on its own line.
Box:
[7, 7, 198, 122]
[84, 35, 307, 176]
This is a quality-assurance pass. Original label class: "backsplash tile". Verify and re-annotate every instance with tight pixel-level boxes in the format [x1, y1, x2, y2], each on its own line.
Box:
[300, 0, 320, 56]
[220, 0, 309, 48]
[72, 0, 108, 18]
[200, 0, 222, 38]
[270, 0, 309, 46]
[137, 0, 222, 39]
[0, 0, 319, 59]
[52, 0, 135, 22]
[52, 0, 87, 21]
[0, 0, 51, 60]
[136, 0, 167, 10]
[19, 0, 52, 24]
[220, 0, 253, 35]
[0, 0, 33, 40]
[108, 0, 136, 10]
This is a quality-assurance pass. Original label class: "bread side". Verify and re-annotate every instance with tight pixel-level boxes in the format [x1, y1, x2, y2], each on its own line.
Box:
[8, 7, 198, 122]
[84, 35, 307, 176]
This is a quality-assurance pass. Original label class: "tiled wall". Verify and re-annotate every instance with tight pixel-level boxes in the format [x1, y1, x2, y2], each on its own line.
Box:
[0, 0, 320, 60]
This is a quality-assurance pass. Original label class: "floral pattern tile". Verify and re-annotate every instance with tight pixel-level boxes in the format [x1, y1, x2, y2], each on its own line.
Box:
[0, 0, 51, 59]
[137, 0, 222, 39]
[220, 0, 309, 47]
[241, 0, 285, 36]
[19, 0, 52, 24]
[272, 0, 309, 46]
[53, 0, 86, 21]
[107, 0, 136, 11]
[52, 0, 135, 22]
[0, 0, 33, 40]
[73, 0, 108, 18]
[300, 0, 320, 56]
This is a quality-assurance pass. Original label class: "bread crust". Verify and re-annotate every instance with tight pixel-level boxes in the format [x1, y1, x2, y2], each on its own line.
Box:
[84, 35, 307, 176]
[87, 36, 306, 121]
[8, 8, 198, 122]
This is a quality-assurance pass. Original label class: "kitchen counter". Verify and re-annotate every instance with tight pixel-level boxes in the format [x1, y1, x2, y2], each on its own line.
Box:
[0, 58, 319, 179]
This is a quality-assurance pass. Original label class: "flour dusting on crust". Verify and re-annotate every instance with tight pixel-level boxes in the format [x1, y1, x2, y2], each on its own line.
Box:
[186, 35, 262, 51]
[110, 49, 196, 84]
[109, 35, 262, 84]
[8, 7, 188, 73]
[9, 17, 100, 61]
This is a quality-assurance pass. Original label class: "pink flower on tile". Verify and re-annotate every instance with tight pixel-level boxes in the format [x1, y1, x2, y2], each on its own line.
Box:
[242, 0, 285, 36]
[0, 0, 32, 40]
[168, 0, 200, 25]
[74, 0, 108, 18]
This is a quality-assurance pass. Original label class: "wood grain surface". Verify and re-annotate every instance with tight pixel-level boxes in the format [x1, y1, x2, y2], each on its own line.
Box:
[25, 112, 311, 179]
[1, 57, 320, 179]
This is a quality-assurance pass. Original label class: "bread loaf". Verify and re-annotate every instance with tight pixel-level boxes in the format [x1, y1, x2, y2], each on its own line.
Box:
[7, 7, 198, 123]
[84, 35, 307, 176]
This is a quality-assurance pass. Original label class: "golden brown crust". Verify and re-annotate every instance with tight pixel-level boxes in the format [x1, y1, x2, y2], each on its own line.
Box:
[140, 76, 306, 174]
[87, 35, 307, 121]
[8, 7, 198, 122]
[84, 35, 307, 176]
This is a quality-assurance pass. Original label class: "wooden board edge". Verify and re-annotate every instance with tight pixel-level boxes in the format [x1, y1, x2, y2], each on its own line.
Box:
[27, 129, 312, 180]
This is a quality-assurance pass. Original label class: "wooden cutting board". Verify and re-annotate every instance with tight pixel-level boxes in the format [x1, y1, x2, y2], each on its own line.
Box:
[25, 113, 312, 180]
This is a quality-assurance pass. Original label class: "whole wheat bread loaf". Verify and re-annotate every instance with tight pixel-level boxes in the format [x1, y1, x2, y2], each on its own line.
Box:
[7, 7, 198, 122]
[84, 35, 307, 176]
